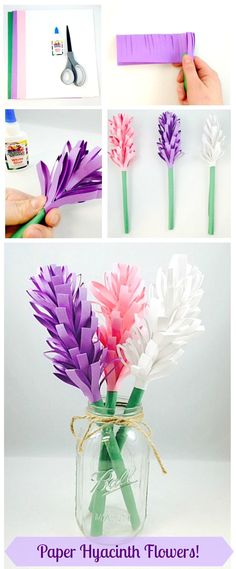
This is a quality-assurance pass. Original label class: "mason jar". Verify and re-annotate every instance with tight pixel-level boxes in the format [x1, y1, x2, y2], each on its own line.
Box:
[74, 400, 150, 538]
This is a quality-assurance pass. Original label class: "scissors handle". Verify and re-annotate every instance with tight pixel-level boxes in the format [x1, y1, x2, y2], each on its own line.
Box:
[73, 63, 86, 87]
[61, 66, 74, 85]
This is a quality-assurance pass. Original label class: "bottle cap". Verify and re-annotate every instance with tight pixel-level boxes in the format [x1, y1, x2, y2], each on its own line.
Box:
[5, 109, 17, 123]
[54, 27, 59, 34]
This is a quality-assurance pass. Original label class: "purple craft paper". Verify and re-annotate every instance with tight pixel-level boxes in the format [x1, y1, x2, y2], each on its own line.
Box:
[157, 112, 183, 166]
[116, 32, 195, 65]
[36, 140, 102, 213]
[11, 11, 18, 98]
[28, 265, 107, 403]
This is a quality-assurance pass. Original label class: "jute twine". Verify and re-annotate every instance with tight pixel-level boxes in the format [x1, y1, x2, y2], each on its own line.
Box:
[70, 411, 167, 475]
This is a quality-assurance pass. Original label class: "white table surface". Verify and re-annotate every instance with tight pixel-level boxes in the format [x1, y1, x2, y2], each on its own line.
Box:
[5, 457, 231, 568]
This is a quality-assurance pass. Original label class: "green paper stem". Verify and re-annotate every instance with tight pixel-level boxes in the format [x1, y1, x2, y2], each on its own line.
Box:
[122, 170, 129, 234]
[90, 392, 117, 536]
[8, 12, 13, 99]
[90, 392, 140, 536]
[182, 53, 187, 93]
[116, 387, 144, 451]
[208, 166, 215, 235]
[168, 167, 174, 230]
[10, 208, 46, 238]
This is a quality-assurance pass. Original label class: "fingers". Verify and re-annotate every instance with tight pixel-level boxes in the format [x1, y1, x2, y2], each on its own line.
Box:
[177, 68, 184, 83]
[5, 225, 20, 238]
[181, 54, 200, 90]
[5, 188, 35, 202]
[45, 208, 61, 228]
[6, 195, 46, 225]
[177, 81, 187, 103]
[23, 224, 55, 238]
[193, 56, 214, 76]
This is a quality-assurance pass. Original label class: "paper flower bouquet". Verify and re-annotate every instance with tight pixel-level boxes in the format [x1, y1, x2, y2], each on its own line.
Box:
[28, 255, 204, 537]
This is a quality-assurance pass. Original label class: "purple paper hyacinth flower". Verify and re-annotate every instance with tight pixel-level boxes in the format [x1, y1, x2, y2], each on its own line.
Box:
[37, 140, 102, 213]
[28, 265, 107, 403]
[157, 112, 183, 167]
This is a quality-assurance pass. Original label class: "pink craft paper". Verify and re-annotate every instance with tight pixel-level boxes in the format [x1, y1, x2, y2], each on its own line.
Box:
[116, 32, 195, 65]
[17, 11, 26, 99]
[11, 11, 18, 98]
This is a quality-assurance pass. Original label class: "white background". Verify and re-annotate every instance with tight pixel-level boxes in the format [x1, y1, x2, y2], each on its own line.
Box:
[4, 4, 101, 107]
[107, 109, 230, 238]
[5, 109, 102, 238]
[5, 242, 230, 564]
[104, 0, 231, 106]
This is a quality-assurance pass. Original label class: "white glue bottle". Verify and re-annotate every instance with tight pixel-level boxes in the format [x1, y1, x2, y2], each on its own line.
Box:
[51, 27, 64, 55]
[5, 110, 29, 171]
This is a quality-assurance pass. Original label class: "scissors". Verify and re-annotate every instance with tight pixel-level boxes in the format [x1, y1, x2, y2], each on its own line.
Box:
[61, 26, 86, 87]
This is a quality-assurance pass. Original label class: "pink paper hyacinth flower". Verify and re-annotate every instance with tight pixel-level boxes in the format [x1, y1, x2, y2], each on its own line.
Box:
[108, 114, 136, 171]
[90, 264, 146, 391]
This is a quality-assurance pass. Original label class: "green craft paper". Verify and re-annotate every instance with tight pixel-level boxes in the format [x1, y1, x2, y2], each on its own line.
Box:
[8, 12, 13, 99]
[116, 387, 144, 450]
[11, 208, 46, 238]
[168, 167, 174, 230]
[90, 393, 117, 536]
[208, 166, 216, 235]
[122, 170, 129, 234]
[90, 392, 140, 535]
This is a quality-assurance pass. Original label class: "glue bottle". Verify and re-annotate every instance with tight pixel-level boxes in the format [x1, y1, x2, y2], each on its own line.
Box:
[51, 27, 64, 55]
[5, 109, 29, 171]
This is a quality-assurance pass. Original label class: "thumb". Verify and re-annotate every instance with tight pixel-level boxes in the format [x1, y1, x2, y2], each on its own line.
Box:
[6, 195, 46, 226]
[182, 54, 200, 89]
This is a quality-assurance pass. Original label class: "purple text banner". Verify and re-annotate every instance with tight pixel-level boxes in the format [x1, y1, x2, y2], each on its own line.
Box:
[6, 536, 233, 567]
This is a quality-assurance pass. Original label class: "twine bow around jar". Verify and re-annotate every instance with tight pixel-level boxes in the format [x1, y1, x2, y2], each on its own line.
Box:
[70, 410, 167, 475]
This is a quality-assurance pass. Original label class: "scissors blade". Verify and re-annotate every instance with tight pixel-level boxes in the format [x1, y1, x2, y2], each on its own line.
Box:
[66, 25, 72, 53]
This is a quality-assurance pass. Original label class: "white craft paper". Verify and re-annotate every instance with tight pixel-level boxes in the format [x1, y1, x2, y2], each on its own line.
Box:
[25, 9, 99, 99]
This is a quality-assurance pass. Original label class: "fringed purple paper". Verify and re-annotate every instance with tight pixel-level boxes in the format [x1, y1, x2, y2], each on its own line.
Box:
[28, 265, 107, 403]
[116, 32, 195, 65]
[37, 140, 102, 213]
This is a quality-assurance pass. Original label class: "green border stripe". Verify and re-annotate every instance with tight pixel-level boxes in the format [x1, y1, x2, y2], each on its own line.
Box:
[8, 11, 13, 99]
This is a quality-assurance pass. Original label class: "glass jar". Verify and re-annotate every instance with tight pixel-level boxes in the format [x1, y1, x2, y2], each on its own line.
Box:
[74, 400, 150, 539]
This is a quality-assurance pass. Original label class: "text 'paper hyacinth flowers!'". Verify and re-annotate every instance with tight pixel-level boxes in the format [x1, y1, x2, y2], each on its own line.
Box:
[11, 140, 102, 238]
[202, 115, 225, 235]
[157, 112, 183, 230]
[109, 114, 136, 234]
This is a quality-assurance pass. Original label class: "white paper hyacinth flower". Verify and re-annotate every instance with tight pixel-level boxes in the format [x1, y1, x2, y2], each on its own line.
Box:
[202, 114, 225, 166]
[117, 255, 204, 390]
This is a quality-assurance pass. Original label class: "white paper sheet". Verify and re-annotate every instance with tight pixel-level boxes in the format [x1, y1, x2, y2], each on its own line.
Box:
[25, 8, 99, 99]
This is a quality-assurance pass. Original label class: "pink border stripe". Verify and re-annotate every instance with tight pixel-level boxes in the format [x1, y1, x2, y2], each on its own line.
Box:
[11, 11, 18, 98]
[17, 11, 26, 99]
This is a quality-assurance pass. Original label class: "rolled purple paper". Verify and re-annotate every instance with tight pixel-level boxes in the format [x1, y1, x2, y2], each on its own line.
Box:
[28, 265, 108, 403]
[116, 32, 195, 65]
[157, 111, 183, 166]
[11, 11, 18, 98]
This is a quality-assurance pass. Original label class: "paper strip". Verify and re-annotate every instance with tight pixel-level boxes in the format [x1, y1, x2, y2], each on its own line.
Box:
[17, 11, 26, 99]
[116, 32, 195, 65]
[11, 11, 18, 98]
[7, 12, 13, 98]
